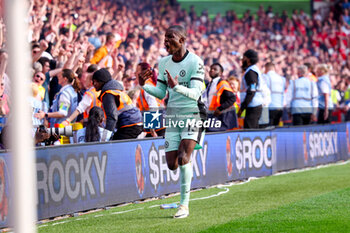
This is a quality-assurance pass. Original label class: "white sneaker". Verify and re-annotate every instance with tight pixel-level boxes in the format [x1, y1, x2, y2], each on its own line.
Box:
[173, 205, 189, 219]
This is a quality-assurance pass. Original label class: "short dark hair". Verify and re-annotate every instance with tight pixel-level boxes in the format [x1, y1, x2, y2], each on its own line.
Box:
[168, 25, 187, 38]
[127, 33, 136, 39]
[211, 63, 224, 73]
[304, 62, 312, 70]
[243, 49, 259, 65]
[31, 42, 40, 50]
[87, 64, 98, 73]
[38, 57, 50, 67]
[106, 33, 115, 43]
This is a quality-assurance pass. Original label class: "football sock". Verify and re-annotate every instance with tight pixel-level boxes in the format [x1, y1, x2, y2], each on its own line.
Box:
[179, 162, 193, 207]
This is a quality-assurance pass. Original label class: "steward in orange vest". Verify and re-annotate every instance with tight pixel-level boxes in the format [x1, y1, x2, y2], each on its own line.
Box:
[92, 68, 143, 140]
[137, 79, 163, 111]
[83, 87, 102, 119]
[204, 63, 237, 131]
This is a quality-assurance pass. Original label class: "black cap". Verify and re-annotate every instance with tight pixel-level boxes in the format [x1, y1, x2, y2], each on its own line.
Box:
[92, 68, 112, 83]
[243, 49, 259, 65]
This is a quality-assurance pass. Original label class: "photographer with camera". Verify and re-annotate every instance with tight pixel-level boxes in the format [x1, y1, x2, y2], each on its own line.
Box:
[74, 106, 112, 143]
[35, 125, 60, 146]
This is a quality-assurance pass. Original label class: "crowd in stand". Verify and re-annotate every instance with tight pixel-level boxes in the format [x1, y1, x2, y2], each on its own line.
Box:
[0, 0, 349, 146]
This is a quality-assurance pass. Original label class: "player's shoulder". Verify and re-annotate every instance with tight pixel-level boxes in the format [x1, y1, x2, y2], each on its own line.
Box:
[187, 51, 204, 64]
[159, 55, 172, 65]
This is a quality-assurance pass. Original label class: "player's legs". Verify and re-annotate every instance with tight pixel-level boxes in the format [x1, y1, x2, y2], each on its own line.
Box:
[165, 150, 178, 170]
[165, 139, 195, 207]
[164, 127, 181, 170]
[165, 119, 204, 218]
[172, 139, 196, 218]
[177, 139, 196, 203]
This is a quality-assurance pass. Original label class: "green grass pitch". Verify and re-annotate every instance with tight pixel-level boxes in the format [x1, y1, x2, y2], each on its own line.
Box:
[38, 161, 350, 233]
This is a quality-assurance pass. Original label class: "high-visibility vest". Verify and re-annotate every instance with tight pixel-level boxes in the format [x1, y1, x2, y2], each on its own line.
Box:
[137, 80, 163, 111]
[208, 80, 234, 111]
[83, 88, 102, 119]
[331, 89, 339, 106]
[344, 88, 350, 104]
[100, 89, 133, 111]
[137, 89, 150, 111]
[49, 84, 77, 125]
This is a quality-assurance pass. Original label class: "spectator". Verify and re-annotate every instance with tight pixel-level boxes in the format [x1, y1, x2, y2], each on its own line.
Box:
[0, 78, 9, 116]
[37, 56, 63, 108]
[0, 50, 8, 85]
[32, 71, 46, 101]
[122, 74, 135, 91]
[31, 40, 48, 63]
[286, 65, 318, 125]
[75, 106, 112, 143]
[90, 32, 116, 66]
[29, 83, 44, 128]
[0, 50, 8, 96]
[227, 76, 241, 109]
[92, 68, 143, 140]
[0, 125, 9, 149]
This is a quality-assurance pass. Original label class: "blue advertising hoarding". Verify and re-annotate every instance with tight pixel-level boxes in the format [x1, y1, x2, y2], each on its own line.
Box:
[0, 123, 348, 228]
[273, 123, 346, 172]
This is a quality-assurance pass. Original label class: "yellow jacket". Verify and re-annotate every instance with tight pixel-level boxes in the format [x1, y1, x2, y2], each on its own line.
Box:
[90, 46, 108, 64]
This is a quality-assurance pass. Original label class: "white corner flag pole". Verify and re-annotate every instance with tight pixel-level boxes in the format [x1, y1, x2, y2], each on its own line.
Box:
[5, 0, 37, 232]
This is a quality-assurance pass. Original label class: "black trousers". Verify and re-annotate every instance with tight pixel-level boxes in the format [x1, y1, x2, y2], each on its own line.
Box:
[244, 105, 262, 129]
[269, 109, 283, 126]
[292, 113, 312, 126]
[317, 109, 332, 124]
[113, 125, 143, 140]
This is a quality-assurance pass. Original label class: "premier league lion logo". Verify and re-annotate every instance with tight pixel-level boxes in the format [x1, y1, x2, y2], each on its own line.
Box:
[0, 158, 8, 222]
[226, 136, 233, 177]
[135, 144, 146, 197]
